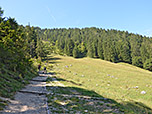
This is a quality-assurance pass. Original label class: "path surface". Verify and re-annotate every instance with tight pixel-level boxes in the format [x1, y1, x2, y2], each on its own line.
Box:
[0, 74, 49, 114]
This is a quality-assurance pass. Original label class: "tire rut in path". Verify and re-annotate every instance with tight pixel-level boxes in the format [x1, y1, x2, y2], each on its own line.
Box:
[0, 74, 49, 114]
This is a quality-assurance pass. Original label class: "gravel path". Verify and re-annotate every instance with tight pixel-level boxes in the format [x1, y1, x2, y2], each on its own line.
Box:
[0, 74, 49, 114]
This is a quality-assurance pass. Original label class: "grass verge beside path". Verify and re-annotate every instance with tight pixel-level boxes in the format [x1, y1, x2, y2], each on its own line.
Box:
[45, 55, 152, 114]
[0, 63, 37, 110]
[46, 76, 124, 113]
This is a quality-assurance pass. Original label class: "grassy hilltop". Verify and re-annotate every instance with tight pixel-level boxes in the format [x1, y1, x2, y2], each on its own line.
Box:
[46, 55, 152, 113]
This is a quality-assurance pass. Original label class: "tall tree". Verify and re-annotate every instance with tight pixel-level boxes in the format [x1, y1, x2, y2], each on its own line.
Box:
[36, 37, 45, 58]
[87, 38, 95, 58]
[24, 26, 37, 58]
[143, 59, 152, 71]
[129, 34, 142, 64]
[64, 39, 74, 56]
[73, 44, 79, 58]
[103, 38, 117, 62]
[140, 37, 150, 63]
[78, 42, 87, 57]
[97, 38, 104, 59]
[118, 39, 131, 63]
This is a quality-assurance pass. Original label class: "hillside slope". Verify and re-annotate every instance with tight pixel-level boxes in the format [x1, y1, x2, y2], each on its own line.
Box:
[47, 55, 152, 113]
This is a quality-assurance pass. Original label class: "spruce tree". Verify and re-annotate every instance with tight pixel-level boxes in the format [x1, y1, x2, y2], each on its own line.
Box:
[140, 38, 150, 63]
[78, 42, 87, 57]
[73, 45, 79, 58]
[87, 39, 95, 58]
[143, 59, 152, 71]
[64, 39, 74, 56]
[132, 56, 143, 68]
[120, 40, 131, 63]
[97, 39, 104, 59]
[36, 37, 45, 58]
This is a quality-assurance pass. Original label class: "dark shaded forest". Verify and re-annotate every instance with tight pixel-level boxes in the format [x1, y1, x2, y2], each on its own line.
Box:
[34, 27, 152, 71]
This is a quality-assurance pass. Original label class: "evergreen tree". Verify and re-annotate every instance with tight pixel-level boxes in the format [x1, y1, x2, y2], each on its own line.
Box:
[103, 38, 117, 62]
[119, 40, 131, 63]
[97, 39, 104, 59]
[55, 40, 60, 54]
[64, 39, 74, 56]
[87, 39, 95, 58]
[0, 8, 35, 77]
[140, 38, 150, 63]
[143, 59, 152, 71]
[132, 56, 143, 68]
[129, 34, 142, 63]
[73, 45, 79, 58]
[78, 42, 87, 57]
[24, 26, 37, 58]
[36, 37, 45, 58]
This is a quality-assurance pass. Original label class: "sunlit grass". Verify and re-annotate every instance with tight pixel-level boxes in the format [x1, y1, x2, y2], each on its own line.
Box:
[46, 54, 152, 113]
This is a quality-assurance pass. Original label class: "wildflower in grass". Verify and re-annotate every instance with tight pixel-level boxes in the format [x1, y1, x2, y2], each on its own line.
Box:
[141, 91, 146, 94]
[110, 76, 115, 78]
[84, 110, 88, 112]
[135, 86, 139, 89]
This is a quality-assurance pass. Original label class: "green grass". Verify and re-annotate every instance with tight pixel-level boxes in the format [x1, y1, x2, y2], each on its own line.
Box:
[0, 99, 7, 111]
[46, 77, 124, 113]
[45, 54, 152, 114]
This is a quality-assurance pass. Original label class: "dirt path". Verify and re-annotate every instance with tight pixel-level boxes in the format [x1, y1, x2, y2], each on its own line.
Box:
[0, 74, 49, 114]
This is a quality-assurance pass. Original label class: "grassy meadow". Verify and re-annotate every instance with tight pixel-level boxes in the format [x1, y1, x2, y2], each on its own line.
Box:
[45, 54, 152, 113]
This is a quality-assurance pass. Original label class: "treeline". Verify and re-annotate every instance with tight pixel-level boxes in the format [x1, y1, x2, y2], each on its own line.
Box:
[34, 27, 152, 71]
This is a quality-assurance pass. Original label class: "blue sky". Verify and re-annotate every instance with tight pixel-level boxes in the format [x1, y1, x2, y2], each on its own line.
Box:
[1, 0, 152, 37]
